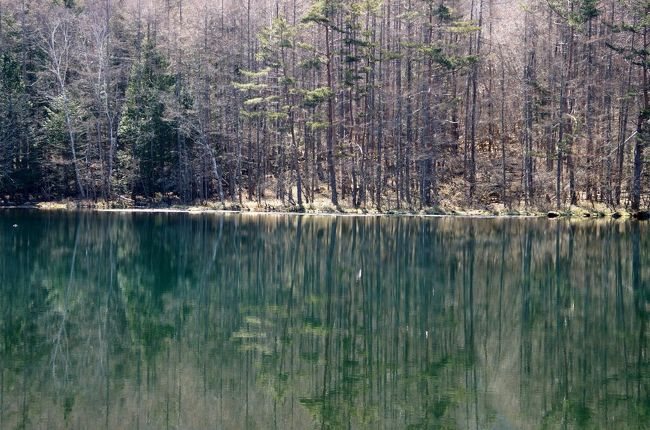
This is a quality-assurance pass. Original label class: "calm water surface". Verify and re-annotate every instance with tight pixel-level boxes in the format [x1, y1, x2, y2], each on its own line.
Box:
[0, 210, 648, 429]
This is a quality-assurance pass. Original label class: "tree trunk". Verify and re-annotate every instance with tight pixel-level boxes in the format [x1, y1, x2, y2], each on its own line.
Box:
[325, 22, 338, 206]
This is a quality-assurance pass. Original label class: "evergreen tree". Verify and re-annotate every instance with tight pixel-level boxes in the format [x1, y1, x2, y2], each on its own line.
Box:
[0, 20, 35, 197]
[118, 38, 176, 198]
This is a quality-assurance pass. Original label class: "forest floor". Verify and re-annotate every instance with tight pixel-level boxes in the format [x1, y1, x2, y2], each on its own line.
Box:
[1, 195, 642, 220]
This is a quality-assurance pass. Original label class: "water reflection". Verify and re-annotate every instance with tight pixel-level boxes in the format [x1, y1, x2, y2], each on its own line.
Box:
[0, 211, 648, 429]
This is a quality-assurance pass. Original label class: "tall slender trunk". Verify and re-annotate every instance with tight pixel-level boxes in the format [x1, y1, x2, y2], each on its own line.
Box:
[631, 24, 648, 212]
[395, 0, 403, 209]
[604, 0, 615, 206]
[468, 0, 482, 202]
[325, 22, 338, 206]
[375, 6, 385, 211]
[500, 49, 507, 206]
[62, 89, 86, 199]
[404, 0, 413, 205]
[585, 17, 595, 202]
[523, 50, 535, 206]
[522, 8, 534, 206]
[616, 55, 634, 205]
[565, 9, 577, 206]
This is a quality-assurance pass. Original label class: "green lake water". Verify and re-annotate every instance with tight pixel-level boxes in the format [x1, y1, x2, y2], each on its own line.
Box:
[0, 210, 648, 429]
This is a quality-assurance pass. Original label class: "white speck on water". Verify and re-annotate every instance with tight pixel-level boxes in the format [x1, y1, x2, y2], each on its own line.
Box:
[12, 224, 18, 228]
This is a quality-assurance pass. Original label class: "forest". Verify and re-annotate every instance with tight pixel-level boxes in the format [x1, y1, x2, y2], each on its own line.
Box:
[0, 0, 648, 212]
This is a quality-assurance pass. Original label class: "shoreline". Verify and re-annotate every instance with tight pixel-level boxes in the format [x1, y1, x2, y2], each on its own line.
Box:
[0, 200, 644, 220]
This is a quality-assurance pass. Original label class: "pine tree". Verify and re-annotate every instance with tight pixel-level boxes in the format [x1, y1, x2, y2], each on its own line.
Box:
[118, 37, 176, 198]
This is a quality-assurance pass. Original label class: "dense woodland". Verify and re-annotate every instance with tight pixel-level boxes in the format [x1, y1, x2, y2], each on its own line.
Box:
[0, 0, 649, 211]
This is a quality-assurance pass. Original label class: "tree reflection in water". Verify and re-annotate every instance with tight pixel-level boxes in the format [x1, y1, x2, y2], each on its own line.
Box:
[0, 210, 648, 429]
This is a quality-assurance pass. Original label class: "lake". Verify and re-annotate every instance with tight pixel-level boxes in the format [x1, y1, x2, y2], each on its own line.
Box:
[0, 210, 648, 429]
